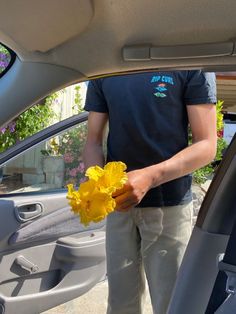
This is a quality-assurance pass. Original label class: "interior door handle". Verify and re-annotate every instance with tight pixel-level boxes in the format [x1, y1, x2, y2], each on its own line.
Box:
[15, 203, 43, 222]
[15, 255, 39, 273]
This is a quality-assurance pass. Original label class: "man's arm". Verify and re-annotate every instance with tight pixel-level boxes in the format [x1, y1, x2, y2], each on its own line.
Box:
[114, 104, 217, 211]
[82, 111, 108, 169]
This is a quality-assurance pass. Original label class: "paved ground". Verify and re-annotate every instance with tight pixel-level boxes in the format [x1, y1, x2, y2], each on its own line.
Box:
[42, 279, 153, 314]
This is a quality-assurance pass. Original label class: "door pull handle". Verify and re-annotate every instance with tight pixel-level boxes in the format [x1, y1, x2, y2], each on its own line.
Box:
[15, 255, 39, 273]
[15, 203, 43, 222]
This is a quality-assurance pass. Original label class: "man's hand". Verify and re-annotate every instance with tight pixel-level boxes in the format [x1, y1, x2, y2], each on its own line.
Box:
[113, 168, 154, 211]
[112, 104, 217, 212]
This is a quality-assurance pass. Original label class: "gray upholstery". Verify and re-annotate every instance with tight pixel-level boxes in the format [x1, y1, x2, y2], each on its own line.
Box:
[9, 206, 105, 245]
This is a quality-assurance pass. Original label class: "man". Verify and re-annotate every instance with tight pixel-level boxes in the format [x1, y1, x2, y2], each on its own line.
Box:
[83, 71, 217, 314]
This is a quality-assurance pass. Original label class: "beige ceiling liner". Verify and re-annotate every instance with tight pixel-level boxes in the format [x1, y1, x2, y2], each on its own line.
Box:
[0, 0, 93, 52]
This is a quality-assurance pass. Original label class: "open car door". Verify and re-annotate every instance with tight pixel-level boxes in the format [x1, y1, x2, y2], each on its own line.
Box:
[168, 134, 236, 314]
[0, 113, 106, 314]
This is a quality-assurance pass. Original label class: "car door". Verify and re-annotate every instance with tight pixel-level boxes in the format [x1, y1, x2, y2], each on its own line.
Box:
[168, 134, 236, 314]
[0, 113, 106, 314]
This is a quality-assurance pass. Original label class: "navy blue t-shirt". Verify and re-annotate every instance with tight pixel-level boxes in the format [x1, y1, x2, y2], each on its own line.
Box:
[84, 71, 216, 207]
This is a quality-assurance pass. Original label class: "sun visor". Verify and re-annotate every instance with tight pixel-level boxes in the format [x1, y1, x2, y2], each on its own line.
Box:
[123, 42, 235, 61]
[0, 0, 93, 52]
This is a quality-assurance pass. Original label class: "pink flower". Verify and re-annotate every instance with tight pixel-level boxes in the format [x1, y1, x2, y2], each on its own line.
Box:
[69, 168, 78, 177]
[0, 127, 6, 134]
[64, 152, 74, 163]
[77, 162, 85, 173]
[217, 130, 223, 138]
[8, 121, 16, 133]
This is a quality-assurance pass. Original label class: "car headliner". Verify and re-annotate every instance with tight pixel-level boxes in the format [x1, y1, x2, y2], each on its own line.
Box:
[1, 0, 236, 126]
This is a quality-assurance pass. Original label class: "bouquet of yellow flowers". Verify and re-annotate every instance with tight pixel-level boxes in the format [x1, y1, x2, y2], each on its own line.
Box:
[67, 161, 128, 226]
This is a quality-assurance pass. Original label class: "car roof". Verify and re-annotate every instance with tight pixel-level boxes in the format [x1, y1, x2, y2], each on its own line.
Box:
[1, 0, 236, 125]
[2, 0, 236, 76]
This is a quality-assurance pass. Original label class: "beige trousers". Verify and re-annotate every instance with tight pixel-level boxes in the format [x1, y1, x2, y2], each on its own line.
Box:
[106, 202, 193, 314]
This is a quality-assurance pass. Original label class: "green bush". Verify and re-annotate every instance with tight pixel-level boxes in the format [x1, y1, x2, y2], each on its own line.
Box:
[0, 94, 57, 153]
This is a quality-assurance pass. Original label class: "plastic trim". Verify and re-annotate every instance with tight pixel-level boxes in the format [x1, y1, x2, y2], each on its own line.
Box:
[123, 42, 234, 61]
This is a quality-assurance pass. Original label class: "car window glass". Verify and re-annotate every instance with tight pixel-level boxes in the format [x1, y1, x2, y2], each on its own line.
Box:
[0, 121, 88, 194]
[0, 43, 12, 74]
[0, 82, 87, 154]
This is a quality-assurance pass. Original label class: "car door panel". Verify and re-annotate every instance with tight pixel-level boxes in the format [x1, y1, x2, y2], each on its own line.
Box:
[7, 193, 104, 246]
[0, 114, 107, 314]
[0, 192, 106, 314]
[0, 243, 105, 314]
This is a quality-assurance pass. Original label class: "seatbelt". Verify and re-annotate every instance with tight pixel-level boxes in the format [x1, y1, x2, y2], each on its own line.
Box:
[205, 219, 236, 313]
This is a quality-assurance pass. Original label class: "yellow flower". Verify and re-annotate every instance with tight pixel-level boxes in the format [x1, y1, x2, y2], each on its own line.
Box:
[79, 181, 116, 224]
[67, 161, 127, 226]
[67, 184, 81, 214]
[86, 161, 128, 193]
[85, 165, 104, 181]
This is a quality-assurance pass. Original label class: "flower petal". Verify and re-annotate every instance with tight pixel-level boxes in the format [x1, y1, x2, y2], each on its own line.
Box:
[85, 165, 104, 181]
[100, 161, 128, 191]
[66, 184, 81, 214]
[86, 191, 116, 223]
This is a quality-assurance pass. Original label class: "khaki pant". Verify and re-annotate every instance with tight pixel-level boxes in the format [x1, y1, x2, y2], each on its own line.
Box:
[106, 202, 193, 314]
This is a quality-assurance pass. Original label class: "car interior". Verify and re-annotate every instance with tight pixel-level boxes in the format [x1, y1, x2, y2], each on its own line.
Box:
[1, 1, 236, 313]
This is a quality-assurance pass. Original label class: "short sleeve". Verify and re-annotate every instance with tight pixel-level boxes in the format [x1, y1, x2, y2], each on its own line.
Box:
[184, 71, 217, 105]
[84, 80, 108, 113]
